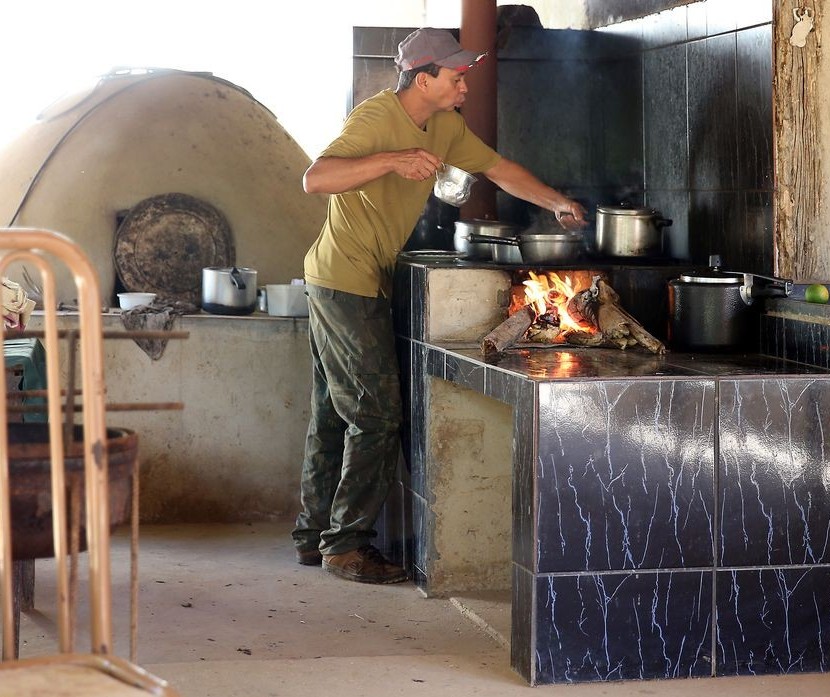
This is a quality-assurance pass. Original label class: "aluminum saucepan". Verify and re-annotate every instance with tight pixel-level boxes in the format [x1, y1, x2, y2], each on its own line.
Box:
[454, 220, 520, 262]
[464, 231, 584, 264]
[434, 164, 477, 207]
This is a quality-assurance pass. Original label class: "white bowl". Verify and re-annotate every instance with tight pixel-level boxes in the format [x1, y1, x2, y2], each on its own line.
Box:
[117, 292, 157, 310]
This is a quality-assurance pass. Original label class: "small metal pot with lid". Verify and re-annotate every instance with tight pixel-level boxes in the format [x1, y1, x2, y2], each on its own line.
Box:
[668, 255, 793, 351]
[596, 204, 672, 257]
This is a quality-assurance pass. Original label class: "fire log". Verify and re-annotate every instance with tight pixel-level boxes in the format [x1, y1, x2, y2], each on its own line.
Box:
[594, 279, 665, 354]
[481, 305, 535, 358]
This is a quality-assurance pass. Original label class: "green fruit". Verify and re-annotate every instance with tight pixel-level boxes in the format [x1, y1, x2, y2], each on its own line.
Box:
[805, 283, 830, 304]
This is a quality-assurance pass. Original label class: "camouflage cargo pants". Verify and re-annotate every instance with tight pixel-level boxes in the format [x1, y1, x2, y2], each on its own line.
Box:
[291, 284, 402, 556]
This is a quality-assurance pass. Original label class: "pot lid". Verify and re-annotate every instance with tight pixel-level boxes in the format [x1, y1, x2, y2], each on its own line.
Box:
[114, 192, 235, 304]
[677, 270, 744, 284]
[597, 204, 658, 216]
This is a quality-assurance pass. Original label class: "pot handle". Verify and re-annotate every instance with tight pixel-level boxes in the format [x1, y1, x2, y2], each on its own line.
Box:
[465, 232, 520, 246]
[230, 266, 247, 290]
[656, 217, 673, 229]
[739, 272, 793, 305]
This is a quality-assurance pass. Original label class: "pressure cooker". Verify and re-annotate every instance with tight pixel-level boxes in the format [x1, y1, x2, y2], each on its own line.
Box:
[667, 256, 793, 351]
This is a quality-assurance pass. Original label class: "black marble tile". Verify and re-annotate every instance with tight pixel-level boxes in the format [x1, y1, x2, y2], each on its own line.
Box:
[644, 44, 688, 191]
[741, 191, 774, 275]
[513, 396, 536, 571]
[425, 345, 445, 379]
[718, 377, 830, 566]
[392, 263, 410, 338]
[736, 25, 773, 191]
[716, 567, 830, 675]
[759, 314, 784, 361]
[445, 353, 485, 393]
[588, 55, 643, 189]
[705, 0, 739, 36]
[498, 56, 594, 188]
[353, 26, 417, 57]
[484, 366, 523, 405]
[769, 315, 830, 370]
[409, 342, 427, 496]
[688, 33, 738, 192]
[511, 564, 534, 684]
[535, 571, 712, 683]
[687, 2, 708, 42]
[536, 379, 716, 573]
[351, 57, 399, 110]
[645, 190, 690, 261]
[642, 5, 687, 49]
[411, 265, 426, 342]
[411, 491, 428, 588]
[397, 337, 412, 474]
[688, 190, 743, 267]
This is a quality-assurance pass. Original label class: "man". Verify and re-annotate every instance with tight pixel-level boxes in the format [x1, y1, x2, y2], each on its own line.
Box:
[294, 27, 586, 584]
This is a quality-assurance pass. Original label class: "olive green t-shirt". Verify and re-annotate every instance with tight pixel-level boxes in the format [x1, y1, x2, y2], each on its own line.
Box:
[304, 89, 501, 298]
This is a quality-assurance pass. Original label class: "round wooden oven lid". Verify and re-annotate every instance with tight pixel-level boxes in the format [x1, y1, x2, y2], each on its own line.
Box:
[114, 192, 235, 305]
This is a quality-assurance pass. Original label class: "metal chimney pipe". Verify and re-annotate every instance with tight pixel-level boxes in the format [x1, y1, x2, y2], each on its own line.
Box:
[459, 0, 498, 220]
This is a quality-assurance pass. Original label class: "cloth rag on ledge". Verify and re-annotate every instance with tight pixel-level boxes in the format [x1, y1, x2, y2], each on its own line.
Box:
[2, 277, 36, 329]
[119, 299, 196, 360]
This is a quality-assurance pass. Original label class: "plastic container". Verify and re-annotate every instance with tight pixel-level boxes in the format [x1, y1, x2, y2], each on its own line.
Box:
[265, 284, 308, 317]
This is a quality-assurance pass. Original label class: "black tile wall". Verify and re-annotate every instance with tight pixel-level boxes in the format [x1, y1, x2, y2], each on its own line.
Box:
[512, 388, 535, 571]
[643, 43, 688, 191]
[718, 378, 830, 567]
[536, 380, 715, 573]
[761, 307, 830, 370]
[534, 571, 713, 683]
[736, 25, 773, 190]
[688, 33, 738, 192]
[716, 567, 830, 675]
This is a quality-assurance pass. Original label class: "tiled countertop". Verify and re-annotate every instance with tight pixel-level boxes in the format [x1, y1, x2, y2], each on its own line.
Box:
[433, 342, 830, 381]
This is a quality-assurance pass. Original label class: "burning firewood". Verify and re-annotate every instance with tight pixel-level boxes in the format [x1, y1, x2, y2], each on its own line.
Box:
[480, 274, 666, 357]
[590, 277, 665, 354]
[481, 305, 535, 358]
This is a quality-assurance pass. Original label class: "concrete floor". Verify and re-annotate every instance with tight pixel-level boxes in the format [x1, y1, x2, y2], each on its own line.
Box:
[18, 522, 830, 696]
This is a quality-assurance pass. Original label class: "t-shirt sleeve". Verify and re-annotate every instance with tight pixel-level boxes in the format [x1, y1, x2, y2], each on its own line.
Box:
[443, 115, 502, 175]
[319, 101, 385, 159]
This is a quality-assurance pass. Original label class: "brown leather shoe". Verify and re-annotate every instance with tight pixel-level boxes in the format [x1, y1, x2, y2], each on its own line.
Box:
[295, 548, 323, 566]
[322, 545, 408, 584]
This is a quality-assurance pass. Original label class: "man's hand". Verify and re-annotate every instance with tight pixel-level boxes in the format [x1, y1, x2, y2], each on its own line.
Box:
[390, 148, 443, 181]
[553, 198, 589, 231]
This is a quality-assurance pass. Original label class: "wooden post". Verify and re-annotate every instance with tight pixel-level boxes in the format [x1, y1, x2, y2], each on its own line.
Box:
[773, 0, 824, 280]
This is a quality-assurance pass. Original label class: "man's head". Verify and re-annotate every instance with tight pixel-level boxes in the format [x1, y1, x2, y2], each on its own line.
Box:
[395, 28, 486, 102]
[395, 28, 486, 73]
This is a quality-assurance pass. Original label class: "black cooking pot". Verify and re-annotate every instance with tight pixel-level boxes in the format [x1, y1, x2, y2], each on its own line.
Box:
[668, 257, 792, 351]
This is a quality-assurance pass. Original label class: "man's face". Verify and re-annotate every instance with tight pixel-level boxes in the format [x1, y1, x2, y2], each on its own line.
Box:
[426, 67, 470, 111]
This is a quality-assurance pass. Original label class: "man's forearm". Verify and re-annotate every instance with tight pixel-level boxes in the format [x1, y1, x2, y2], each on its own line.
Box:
[303, 154, 395, 195]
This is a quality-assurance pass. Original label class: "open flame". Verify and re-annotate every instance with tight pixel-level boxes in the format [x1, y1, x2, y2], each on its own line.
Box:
[509, 270, 598, 340]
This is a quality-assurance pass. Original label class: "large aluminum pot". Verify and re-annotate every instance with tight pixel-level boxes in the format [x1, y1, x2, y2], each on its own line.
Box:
[465, 231, 584, 265]
[596, 204, 672, 257]
[667, 258, 792, 351]
[202, 266, 258, 315]
[454, 220, 519, 262]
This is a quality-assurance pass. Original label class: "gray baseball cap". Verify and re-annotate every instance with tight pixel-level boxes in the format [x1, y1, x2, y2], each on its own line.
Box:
[395, 28, 487, 72]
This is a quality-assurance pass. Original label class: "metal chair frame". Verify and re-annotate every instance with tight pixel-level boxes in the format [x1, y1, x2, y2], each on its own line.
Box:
[0, 228, 178, 694]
